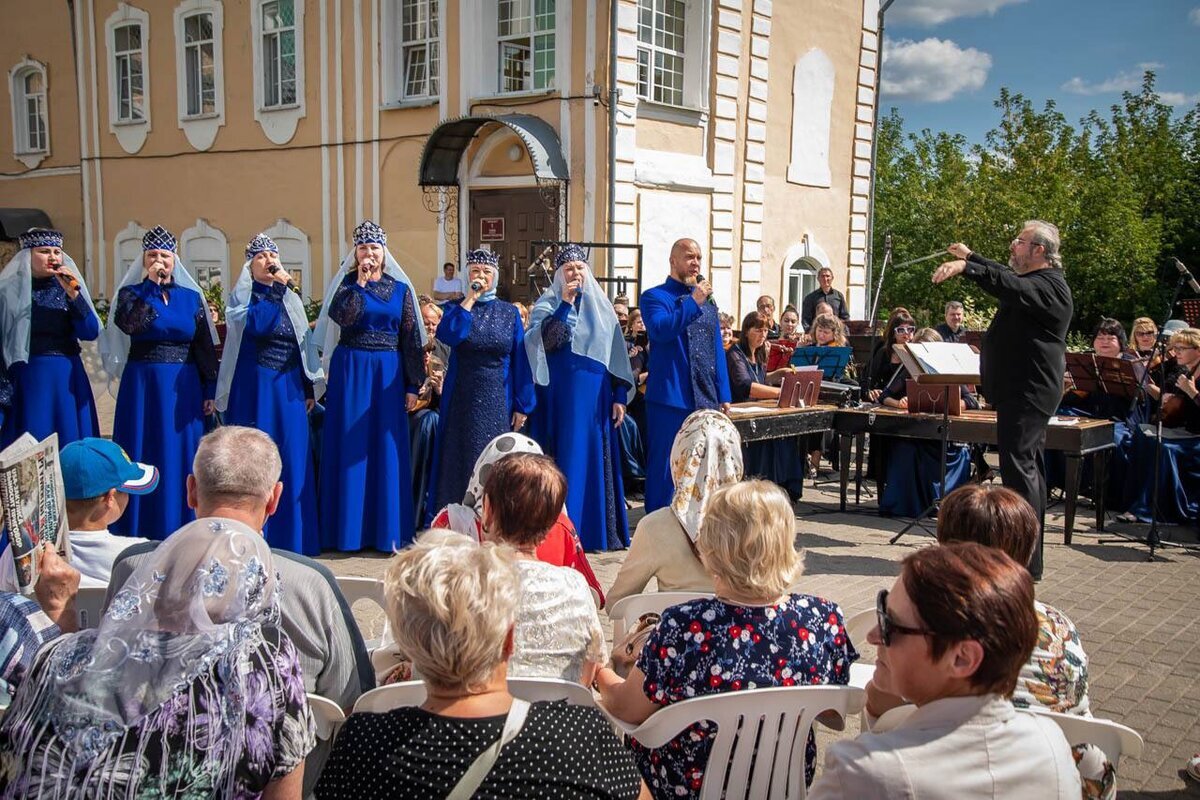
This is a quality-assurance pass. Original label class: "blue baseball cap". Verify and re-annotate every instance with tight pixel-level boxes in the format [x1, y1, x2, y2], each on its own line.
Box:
[61, 438, 159, 500]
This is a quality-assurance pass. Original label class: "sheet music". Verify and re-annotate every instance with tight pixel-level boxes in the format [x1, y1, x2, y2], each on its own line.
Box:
[725, 404, 780, 416]
[906, 342, 980, 376]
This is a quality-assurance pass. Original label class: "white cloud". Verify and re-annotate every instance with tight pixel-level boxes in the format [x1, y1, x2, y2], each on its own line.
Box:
[888, 0, 1027, 26]
[1160, 91, 1200, 106]
[1190, 8, 1200, 25]
[881, 38, 992, 103]
[1060, 70, 1144, 96]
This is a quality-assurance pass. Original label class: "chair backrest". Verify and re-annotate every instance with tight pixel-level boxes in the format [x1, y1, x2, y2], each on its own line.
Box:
[307, 693, 347, 740]
[843, 607, 874, 649]
[619, 685, 866, 800]
[610, 591, 715, 640]
[75, 586, 109, 630]
[335, 576, 386, 609]
[353, 677, 596, 715]
[1021, 707, 1144, 766]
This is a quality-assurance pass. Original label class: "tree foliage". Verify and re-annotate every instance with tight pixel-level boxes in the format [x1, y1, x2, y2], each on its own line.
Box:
[872, 73, 1200, 333]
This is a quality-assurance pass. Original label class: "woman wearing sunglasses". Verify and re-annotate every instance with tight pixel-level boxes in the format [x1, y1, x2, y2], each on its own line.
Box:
[807, 542, 1081, 799]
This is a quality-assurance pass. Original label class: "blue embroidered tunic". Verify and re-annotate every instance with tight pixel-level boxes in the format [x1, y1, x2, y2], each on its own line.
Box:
[225, 281, 318, 555]
[110, 279, 218, 539]
[2, 277, 100, 447]
[319, 274, 425, 551]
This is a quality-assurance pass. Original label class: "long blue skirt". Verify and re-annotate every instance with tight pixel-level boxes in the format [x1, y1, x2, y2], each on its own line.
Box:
[1046, 414, 1134, 512]
[743, 438, 805, 502]
[1123, 425, 1200, 523]
[644, 402, 691, 513]
[537, 354, 629, 551]
[409, 408, 438, 531]
[3, 354, 98, 447]
[320, 347, 413, 551]
[880, 440, 971, 518]
[111, 362, 203, 539]
[225, 362, 318, 556]
[618, 415, 646, 483]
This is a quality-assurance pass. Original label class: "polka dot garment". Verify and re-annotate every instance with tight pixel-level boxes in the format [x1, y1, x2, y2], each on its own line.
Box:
[314, 699, 642, 799]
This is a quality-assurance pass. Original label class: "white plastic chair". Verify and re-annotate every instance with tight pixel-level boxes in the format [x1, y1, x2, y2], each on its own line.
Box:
[353, 676, 597, 715]
[307, 693, 347, 740]
[610, 591, 715, 640]
[609, 685, 866, 799]
[1022, 707, 1144, 766]
[334, 576, 387, 650]
[844, 607, 875, 648]
[75, 585, 109, 630]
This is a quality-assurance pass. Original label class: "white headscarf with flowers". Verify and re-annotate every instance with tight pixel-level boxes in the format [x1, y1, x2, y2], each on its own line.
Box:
[669, 409, 744, 542]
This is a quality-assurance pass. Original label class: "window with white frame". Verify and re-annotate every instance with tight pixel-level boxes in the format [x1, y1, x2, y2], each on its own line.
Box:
[637, 0, 685, 106]
[113, 23, 146, 122]
[497, 0, 554, 93]
[12, 66, 47, 153]
[398, 0, 439, 100]
[182, 12, 216, 116]
[261, 0, 297, 108]
[786, 260, 817, 311]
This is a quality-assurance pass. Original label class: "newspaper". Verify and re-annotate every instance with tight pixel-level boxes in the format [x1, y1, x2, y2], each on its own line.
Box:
[0, 433, 69, 595]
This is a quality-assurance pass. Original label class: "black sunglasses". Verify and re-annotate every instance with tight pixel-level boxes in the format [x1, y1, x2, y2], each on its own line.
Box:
[876, 589, 932, 647]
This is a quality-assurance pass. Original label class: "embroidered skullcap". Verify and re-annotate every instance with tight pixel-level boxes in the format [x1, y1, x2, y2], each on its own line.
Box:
[353, 220, 387, 247]
[142, 225, 177, 252]
[465, 248, 499, 268]
[18, 228, 64, 250]
[554, 244, 588, 270]
[244, 233, 279, 260]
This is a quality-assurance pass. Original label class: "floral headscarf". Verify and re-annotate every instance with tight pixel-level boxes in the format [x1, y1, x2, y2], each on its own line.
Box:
[669, 410, 744, 542]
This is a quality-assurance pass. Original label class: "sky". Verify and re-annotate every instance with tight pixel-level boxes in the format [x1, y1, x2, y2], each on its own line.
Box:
[879, 0, 1200, 144]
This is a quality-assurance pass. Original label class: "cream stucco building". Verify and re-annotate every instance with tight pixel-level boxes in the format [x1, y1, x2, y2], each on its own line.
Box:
[0, 0, 881, 317]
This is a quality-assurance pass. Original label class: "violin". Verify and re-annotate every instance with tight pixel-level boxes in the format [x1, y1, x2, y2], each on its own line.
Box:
[1158, 362, 1200, 429]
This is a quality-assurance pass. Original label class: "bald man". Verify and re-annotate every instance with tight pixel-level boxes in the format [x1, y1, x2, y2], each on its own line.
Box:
[638, 239, 731, 512]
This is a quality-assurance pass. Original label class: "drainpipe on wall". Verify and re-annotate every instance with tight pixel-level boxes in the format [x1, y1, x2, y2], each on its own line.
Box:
[607, 0, 619, 255]
[864, 0, 896, 311]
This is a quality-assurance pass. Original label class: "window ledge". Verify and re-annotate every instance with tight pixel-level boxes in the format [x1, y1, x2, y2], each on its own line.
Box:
[113, 118, 149, 127]
[259, 103, 302, 113]
[637, 100, 708, 126]
[381, 97, 439, 110]
[14, 148, 48, 157]
[182, 111, 221, 122]
[470, 88, 559, 105]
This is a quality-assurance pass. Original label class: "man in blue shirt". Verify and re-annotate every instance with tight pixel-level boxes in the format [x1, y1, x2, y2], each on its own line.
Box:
[640, 239, 731, 512]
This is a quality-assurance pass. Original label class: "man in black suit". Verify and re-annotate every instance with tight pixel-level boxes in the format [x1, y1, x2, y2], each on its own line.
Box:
[932, 220, 1072, 578]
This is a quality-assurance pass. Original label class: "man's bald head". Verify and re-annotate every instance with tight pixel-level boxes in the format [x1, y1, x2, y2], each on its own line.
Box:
[669, 238, 703, 284]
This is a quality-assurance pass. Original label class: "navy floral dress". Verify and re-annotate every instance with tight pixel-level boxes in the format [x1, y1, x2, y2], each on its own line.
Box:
[633, 595, 858, 799]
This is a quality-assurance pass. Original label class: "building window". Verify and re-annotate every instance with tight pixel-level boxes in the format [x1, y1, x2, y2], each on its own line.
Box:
[399, 0, 439, 99]
[182, 12, 215, 116]
[261, 0, 296, 108]
[637, 0, 685, 106]
[192, 264, 223, 290]
[786, 261, 817, 311]
[113, 23, 146, 122]
[497, 0, 554, 93]
[12, 67, 47, 153]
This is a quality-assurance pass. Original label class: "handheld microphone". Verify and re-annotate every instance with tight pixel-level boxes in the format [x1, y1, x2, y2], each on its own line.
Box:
[470, 280, 484, 292]
[268, 264, 297, 292]
[155, 267, 169, 284]
[50, 267, 80, 293]
[1174, 258, 1200, 295]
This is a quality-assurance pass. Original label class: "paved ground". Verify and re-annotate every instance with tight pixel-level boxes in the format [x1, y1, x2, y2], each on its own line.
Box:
[86, 351, 1200, 797]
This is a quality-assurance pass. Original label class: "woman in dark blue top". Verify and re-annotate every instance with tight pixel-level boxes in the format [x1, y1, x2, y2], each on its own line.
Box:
[101, 226, 220, 539]
[0, 228, 101, 447]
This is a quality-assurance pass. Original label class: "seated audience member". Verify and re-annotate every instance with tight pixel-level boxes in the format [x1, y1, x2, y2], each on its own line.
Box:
[0, 547, 80, 701]
[0, 518, 315, 798]
[606, 410, 743, 609]
[719, 312, 736, 351]
[0, 437, 157, 591]
[597, 480, 857, 798]
[807, 542, 1081, 799]
[420, 300, 450, 365]
[108, 425, 372, 795]
[613, 300, 630, 333]
[431, 431, 604, 602]
[409, 351, 444, 526]
[482, 453, 605, 684]
[315, 531, 648, 800]
[935, 300, 967, 343]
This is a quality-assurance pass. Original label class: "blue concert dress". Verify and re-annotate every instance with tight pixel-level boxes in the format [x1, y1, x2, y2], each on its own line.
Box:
[320, 274, 425, 551]
[111, 279, 218, 539]
[537, 300, 630, 551]
[426, 300, 535, 518]
[224, 281, 318, 555]
[1123, 366, 1200, 522]
[640, 278, 731, 513]
[2, 278, 99, 447]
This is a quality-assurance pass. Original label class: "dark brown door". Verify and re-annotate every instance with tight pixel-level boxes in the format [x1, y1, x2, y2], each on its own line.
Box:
[469, 188, 553, 303]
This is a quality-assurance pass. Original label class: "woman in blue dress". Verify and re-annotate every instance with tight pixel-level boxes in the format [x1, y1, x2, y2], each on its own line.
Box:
[426, 249, 536, 519]
[100, 226, 220, 539]
[314, 220, 425, 551]
[215, 233, 323, 555]
[526, 244, 633, 551]
[0, 228, 101, 447]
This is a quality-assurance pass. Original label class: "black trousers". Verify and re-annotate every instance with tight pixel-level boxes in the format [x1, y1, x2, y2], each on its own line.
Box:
[995, 403, 1051, 578]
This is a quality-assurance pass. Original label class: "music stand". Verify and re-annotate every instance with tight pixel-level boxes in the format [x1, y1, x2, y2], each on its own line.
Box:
[778, 365, 822, 408]
[889, 344, 980, 544]
[1064, 353, 1141, 417]
[1181, 298, 1200, 327]
[790, 346, 853, 380]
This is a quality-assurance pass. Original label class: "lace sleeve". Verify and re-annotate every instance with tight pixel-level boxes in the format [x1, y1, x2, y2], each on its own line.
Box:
[113, 285, 158, 336]
[328, 283, 365, 328]
[542, 317, 573, 352]
[399, 291, 425, 392]
[190, 307, 220, 385]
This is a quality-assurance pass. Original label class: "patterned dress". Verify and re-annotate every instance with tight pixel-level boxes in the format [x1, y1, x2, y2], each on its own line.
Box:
[633, 595, 858, 799]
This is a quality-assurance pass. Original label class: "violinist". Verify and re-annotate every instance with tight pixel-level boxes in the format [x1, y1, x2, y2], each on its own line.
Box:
[1129, 317, 1158, 360]
[1122, 327, 1200, 523]
[765, 306, 801, 370]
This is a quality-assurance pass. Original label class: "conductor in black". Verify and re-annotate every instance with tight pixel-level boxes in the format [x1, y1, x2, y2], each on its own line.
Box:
[932, 220, 1072, 578]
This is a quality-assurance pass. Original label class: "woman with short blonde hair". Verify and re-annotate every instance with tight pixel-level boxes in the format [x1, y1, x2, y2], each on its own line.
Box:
[597, 479, 857, 798]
